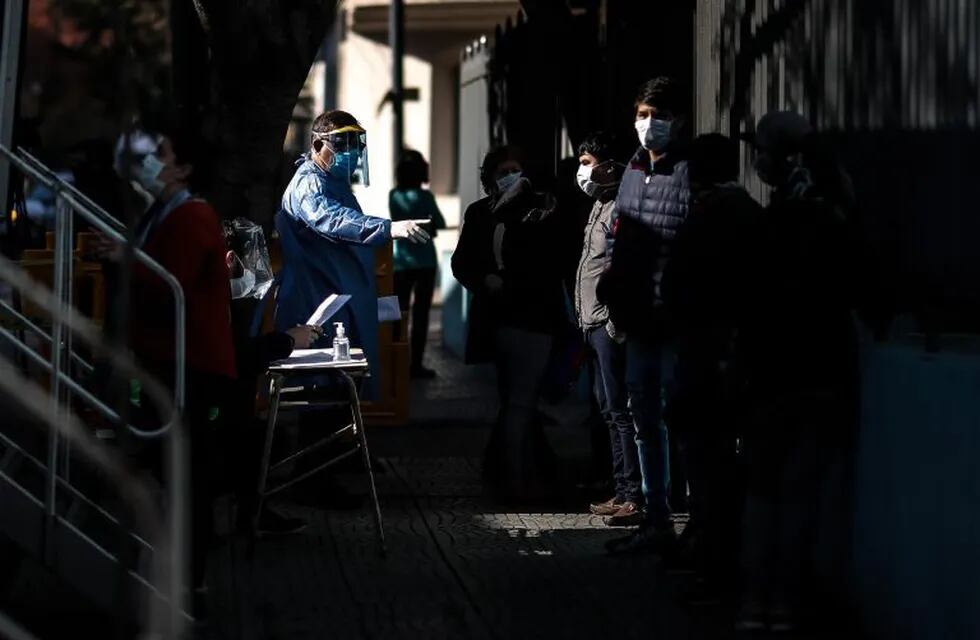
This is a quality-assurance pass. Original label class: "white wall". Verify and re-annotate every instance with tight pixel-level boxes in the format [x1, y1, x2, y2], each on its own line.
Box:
[337, 31, 437, 219]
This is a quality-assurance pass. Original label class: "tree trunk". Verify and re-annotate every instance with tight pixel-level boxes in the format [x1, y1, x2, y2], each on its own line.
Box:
[173, 0, 337, 223]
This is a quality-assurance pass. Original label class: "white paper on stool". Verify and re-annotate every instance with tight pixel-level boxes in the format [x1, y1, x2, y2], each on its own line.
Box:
[272, 348, 366, 369]
[378, 295, 402, 322]
[306, 294, 352, 326]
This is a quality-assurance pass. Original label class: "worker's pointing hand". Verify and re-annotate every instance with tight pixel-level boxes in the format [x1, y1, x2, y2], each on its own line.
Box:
[391, 219, 431, 244]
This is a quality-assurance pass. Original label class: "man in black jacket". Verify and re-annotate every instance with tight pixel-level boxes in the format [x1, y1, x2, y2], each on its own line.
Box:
[599, 77, 691, 554]
[661, 133, 763, 596]
[735, 112, 860, 632]
[222, 221, 315, 536]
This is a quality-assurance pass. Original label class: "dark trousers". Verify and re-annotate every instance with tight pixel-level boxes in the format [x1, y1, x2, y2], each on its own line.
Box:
[394, 268, 437, 369]
[740, 391, 847, 611]
[485, 327, 556, 497]
[668, 342, 739, 582]
[135, 368, 228, 591]
[184, 375, 232, 590]
[587, 326, 642, 504]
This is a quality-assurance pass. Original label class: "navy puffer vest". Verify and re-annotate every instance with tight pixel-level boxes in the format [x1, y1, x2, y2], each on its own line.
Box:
[607, 148, 690, 333]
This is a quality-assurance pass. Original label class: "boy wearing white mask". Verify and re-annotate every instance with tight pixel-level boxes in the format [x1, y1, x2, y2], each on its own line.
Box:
[572, 132, 643, 525]
[598, 76, 692, 555]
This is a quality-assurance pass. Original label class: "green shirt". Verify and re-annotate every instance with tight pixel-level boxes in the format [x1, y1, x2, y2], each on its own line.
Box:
[389, 188, 446, 271]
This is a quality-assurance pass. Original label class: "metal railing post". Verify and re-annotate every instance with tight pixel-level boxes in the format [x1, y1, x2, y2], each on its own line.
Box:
[167, 421, 188, 635]
[61, 196, 74, 482]
[44, 196, 69, 561]
[0, 0, 25, 219]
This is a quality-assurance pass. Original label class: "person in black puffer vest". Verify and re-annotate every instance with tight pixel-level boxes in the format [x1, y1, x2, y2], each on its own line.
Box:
[600, 77, 692, 554]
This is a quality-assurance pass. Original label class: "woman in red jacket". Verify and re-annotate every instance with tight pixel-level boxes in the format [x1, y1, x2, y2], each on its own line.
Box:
[112, 126, 236, 608]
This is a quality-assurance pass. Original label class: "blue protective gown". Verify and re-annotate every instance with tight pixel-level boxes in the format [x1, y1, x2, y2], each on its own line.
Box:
[275, 155, 391, 397]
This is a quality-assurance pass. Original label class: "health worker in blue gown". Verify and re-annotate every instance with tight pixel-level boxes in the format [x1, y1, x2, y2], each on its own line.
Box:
[275, 110, 430, 395]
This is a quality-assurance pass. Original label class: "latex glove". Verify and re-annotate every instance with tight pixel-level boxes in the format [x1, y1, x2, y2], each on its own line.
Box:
[391, 219, 431, 244]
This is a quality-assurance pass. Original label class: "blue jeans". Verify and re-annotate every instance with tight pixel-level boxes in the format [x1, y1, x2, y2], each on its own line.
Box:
[588, 326, 642, 504]
[625, 336, 671, 524]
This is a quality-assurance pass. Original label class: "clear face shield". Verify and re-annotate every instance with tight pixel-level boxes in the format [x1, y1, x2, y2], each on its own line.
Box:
[313, 126, 370, 186]
[223, 217, 274, 300]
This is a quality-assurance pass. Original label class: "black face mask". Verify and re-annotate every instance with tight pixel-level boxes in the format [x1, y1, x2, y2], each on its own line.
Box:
[591, 160, 626, 188]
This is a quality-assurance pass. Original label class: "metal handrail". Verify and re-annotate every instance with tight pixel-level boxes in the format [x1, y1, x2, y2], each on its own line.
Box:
[0, 254, 189, 637]
[0, 429, 153, 552]
[0, 323, 145, 434]
[0, 144, 191, 635]
[0, 609, 38, 640]
[0, 354, 182, 638]
[0, 297, 95, 375]
[17, 148, 126, 232]
[0, 143, 185, 437]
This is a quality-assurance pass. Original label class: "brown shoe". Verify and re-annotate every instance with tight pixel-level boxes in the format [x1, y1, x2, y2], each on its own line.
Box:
[589, 497, 623, 516]
[605, 501, 644, 527]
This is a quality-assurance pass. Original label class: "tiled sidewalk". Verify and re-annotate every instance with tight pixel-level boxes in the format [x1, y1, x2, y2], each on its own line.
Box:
[204, 330, 850, 640]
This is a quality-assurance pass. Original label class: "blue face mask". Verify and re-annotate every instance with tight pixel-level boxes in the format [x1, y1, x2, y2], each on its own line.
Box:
[330, 150, 361, 179]
[495, 171, 522, 194]
[644, 118, 673, 153]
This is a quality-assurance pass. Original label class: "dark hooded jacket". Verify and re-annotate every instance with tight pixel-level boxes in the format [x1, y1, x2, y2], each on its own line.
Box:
[451, 178, 567, 363]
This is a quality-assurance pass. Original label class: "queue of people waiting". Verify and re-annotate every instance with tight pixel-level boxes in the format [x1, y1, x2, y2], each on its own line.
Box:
[451, 76, 864, 635]
[91, 75, 860, 633]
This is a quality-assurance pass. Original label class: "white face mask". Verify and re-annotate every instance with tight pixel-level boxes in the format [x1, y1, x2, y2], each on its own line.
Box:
[136, 154, 167, 198]
[635, 116, 672, 152]
[576, 163, 598, 197]
[495, 171, 522, 194]
[634, 117, 651, 148]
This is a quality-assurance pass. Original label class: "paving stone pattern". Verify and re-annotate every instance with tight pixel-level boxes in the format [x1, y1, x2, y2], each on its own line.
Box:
[203, 334, 846, 640]
[207, 455, 705, 640]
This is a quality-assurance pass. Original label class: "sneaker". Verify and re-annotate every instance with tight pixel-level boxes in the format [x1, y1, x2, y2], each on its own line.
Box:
[604, 520, 677, 555]
[605, 501, 645, 527]
[589, 497, 623, 516]
[410, 365, 437, 379]
[256, 508, 308, 537]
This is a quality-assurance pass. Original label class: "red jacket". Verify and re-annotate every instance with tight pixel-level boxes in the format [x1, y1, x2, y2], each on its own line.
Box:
[131, 198, 236, 381]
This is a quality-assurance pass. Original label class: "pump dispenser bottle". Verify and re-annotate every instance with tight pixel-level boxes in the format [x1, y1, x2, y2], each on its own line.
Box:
[332, 322, 351, 362]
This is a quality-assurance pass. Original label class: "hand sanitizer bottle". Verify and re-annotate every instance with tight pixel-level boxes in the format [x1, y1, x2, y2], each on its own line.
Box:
[333, 322, 350, 362]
